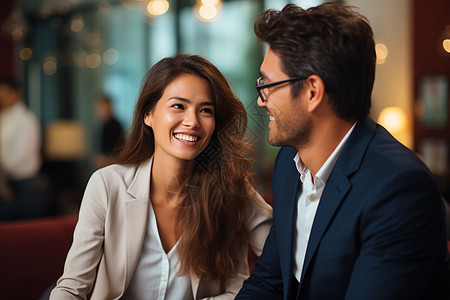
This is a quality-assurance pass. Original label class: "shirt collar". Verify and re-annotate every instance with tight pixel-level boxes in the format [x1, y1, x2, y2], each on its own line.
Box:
[293, 121, 357, 187]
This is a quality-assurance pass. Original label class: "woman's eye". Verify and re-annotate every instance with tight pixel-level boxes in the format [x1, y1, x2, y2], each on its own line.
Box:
[172, 104, 184, 109]
[200, 107, 214, 114]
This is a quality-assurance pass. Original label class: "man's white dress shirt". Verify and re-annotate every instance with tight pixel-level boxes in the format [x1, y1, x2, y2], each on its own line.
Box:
[292, 123, 356, 281]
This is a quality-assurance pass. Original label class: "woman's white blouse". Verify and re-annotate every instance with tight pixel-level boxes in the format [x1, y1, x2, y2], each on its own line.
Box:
[123, 201, 192, 300]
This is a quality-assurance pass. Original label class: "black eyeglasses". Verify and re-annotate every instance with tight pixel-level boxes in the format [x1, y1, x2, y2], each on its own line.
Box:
[255, 76, 306, 102]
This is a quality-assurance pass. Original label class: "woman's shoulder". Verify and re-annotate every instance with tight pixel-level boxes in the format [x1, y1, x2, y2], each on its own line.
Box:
[245, 186, 273, 255]
[91, 162, 141, 185]
[246, 186, 273, 220]
[86, 159, 152, 196]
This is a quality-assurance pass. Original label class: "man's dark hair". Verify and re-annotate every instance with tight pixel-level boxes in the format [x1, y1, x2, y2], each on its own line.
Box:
[0, 77, 20, 91]
[0, 77, 21, 91]
[254, 3, 376, 121]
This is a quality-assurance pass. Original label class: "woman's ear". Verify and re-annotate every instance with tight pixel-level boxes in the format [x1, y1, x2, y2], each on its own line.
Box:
[144, 112, 152, 127]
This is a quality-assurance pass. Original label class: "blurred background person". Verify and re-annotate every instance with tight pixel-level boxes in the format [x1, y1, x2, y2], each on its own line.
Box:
[0, 77, 46, 221]
[92, 94, 124, 169]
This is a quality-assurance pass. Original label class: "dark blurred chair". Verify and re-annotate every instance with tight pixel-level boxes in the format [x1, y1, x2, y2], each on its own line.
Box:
[0, 215, 77, 300]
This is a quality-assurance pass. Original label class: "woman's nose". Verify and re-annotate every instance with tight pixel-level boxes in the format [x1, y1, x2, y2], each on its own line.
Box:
[182, 110, 200, 128]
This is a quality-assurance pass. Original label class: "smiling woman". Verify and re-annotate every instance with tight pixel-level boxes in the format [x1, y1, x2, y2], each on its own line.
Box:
[144, 73, 216, 164]
[50, 53, 273, 300]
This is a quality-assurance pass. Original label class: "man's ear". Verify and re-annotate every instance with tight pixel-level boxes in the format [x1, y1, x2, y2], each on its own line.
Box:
[143, 112, 152, 127]
[304, 74, 325, 113]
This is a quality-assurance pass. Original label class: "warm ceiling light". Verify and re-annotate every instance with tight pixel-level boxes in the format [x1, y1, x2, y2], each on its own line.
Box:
[20, 47, 33, 61]
[194, 0, 222, 22]
[70, 16, 84, 32]
[437, 25, 450, 56]
[378, 106, 407, 133]
[202, 0, 219, 5]
[443, 39, 450, 53]
[86, 53, 101, 69]
[43, 56, 58, 76]
[375, 43, 388, 64]
[199, 5, 217, 20]
[11, 28, 24, 41]
[147, 0, 169, 16]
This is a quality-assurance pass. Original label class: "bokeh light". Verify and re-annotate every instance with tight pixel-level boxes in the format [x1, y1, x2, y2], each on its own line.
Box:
[375, 43, 388, 64]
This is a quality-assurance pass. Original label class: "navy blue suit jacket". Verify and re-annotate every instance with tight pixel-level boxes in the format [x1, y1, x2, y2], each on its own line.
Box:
[237, 116, 449, 300]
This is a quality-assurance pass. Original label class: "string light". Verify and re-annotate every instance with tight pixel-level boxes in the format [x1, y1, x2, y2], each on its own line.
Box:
[194, 0, 223, 22]
[146, 0, 170, 16]
[19, 48, 33, 61]
[86, 53, 101, 69]
[443, 39, 450, 53]
[70, 15, 84, 32]
[375, 43, 388, 64]
[43, 56, 58, 76]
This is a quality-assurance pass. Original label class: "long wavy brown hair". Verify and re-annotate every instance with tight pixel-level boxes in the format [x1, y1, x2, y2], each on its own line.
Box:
[115, 53, 256, 283]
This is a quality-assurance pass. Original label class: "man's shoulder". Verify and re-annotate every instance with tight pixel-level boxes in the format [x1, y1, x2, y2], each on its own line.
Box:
[276, 146, 297, 160]
[368, 127, 430, 174]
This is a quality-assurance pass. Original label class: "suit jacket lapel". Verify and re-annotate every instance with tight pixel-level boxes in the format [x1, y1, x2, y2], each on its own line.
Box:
[123, 158, 153, 286]
[273, 148, 301, 297]
[280, 166, 301, 282]
[300, 166, 351, 282]
[300, 117, 376, 282]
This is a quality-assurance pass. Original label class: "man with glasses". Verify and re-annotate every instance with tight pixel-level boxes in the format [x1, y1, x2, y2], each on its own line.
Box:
[237, 3, 449, 300]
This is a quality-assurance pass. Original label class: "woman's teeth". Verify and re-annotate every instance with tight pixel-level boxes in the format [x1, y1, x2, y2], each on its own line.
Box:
[174, 133, 198, 142]
[269, 116, 275, 121]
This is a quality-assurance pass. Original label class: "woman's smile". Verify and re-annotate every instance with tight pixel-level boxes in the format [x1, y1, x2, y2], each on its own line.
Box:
[173, 133, 199, 143]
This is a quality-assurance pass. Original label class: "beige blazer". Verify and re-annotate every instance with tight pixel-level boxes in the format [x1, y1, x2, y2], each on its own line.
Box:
[50, 158, 272, 299]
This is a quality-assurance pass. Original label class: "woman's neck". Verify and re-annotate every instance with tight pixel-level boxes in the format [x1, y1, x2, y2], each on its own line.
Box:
[150, 154, 194, 205]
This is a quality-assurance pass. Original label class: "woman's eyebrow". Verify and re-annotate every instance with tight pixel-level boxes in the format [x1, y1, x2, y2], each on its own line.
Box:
[169, 97, 214, 106]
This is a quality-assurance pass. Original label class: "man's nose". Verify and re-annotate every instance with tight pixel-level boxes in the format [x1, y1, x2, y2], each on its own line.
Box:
[257, 95, 266, 107]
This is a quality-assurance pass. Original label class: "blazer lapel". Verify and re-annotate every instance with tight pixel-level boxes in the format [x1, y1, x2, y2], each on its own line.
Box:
[300, 166, 351, 282]
[123, 158, 153, 286]
[273, 148, 301, 297]
[282, 170, 300, 278]
[284, 175, 301, 298]
[300, 117, 376, 282]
